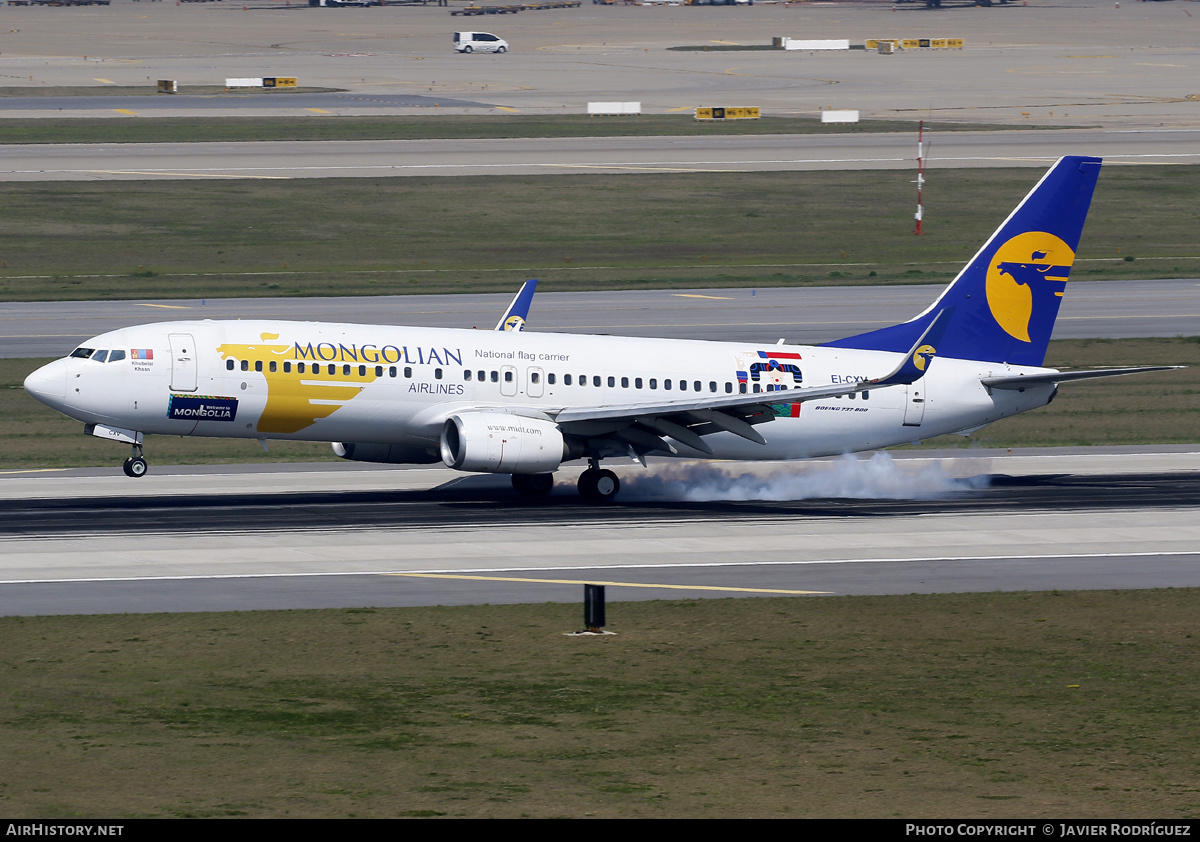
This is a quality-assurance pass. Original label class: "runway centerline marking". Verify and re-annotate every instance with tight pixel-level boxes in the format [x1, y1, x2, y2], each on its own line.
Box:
[390, 572, 829, 595]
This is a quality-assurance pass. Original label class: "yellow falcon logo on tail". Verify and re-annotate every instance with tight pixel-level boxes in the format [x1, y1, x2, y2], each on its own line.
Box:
[985, 232, 1074, 342]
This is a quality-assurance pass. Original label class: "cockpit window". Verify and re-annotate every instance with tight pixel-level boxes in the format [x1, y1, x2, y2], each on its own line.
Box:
[92, 350, 109, 363]
[70, 347, 95, 359]
[108, 350, 126, 363]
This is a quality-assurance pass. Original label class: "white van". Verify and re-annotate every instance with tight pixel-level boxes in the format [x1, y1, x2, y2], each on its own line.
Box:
[453, 32, 509, 54]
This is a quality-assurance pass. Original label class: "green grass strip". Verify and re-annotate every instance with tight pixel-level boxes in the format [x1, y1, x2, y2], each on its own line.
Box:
[1, 167, 1197, 303]
[3, 591, 1200, 816]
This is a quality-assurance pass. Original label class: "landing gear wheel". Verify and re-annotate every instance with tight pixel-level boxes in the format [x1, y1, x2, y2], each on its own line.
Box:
[578, 468, 619, 504]
[511, 472, 554, 499]
[123, 456, 148, 478]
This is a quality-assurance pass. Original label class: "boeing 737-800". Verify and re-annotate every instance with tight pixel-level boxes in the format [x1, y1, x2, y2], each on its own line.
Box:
[22, 157, 1175, 502]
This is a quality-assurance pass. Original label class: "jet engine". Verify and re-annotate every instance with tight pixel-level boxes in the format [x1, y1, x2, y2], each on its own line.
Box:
[332, 442, 440, 464]
[440, 412, 566, 474]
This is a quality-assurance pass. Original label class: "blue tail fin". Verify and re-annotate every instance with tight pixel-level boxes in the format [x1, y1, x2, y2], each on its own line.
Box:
[824, 156, 1102, 366]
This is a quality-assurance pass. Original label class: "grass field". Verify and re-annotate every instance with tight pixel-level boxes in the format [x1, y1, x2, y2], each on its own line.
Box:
[1, 167, 1198, 304]
[3, 591, 1199, 818]
[3, 339, 1196, 471]
[0, 112, 1049, 145]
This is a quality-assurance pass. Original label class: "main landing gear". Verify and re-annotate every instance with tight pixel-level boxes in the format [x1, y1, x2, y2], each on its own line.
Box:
[577, 464, 619, 504]
[122, 444, 148, 478]
[508, 462, 621, 504]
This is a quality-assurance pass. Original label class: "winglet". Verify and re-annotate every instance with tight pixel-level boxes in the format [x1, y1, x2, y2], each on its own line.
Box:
[862, 307, 954, 389]
[495, 279, 538, 332]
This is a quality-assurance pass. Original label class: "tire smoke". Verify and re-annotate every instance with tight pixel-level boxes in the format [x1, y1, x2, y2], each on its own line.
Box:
[622, 452, 990, 502]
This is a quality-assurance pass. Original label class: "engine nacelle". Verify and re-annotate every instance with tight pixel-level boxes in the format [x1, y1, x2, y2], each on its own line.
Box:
[332, 442, 439, 465]
[440, 412, 566, 474]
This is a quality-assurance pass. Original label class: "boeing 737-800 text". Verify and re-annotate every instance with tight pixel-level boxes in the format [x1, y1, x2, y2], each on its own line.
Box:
[22, 157, 1175, 502]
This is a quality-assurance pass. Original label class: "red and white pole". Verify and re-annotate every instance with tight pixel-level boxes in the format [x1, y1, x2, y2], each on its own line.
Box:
[914, 120, 925, 235]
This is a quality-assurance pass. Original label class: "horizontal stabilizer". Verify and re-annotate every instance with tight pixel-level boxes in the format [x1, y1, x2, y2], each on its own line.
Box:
[982, 366, 1183, 390]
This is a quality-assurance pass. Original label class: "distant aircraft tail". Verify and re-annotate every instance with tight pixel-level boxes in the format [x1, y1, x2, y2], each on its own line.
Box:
[824, 156, 1103, 367]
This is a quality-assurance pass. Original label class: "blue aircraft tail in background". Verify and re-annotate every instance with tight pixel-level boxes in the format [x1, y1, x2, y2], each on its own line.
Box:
[824, 156, 1103, 367]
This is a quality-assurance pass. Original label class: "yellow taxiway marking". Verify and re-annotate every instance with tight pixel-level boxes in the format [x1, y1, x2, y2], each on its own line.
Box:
[134, 303, 189, 309]
[85, 170, 290, 180]
[307, 108, 331, 114]
[390, 573, 828, 596]
[673, 293, 733, 300]
[495, 106, 520, 113]
[94, 77, 116, 84]
[114, 109, 137, 115]
[0, 468, 69, 475]
[666, 106, 694, 113]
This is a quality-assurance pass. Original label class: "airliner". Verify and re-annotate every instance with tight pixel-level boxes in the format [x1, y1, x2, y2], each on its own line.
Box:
[23, 156, 1176, 502]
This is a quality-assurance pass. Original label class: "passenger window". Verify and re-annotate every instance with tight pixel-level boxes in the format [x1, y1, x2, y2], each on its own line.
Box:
[709, 381, 717, 393]
[862, 391, 870, 400]
[753, 384, 761, 393]
[548, 373, 556, 385]
[725, 382, 733, 393]
[256, 361, 264, 372]
[405, 367, 413, 378]
[270, 361, 277, 373]
[593, 376, 601, 387]
[635, 378, 642, 389]
[328, 364, 336, 375]
[435, 368, 443, 380]
[240, 359, 248, 371]
[695, 381, 702, 392]
[621, 377, 628, 388]
[564, 374, 572, 385]
[109, 350, 126, 363]
[680, 380, 688, 392]
[226, 359, 235, 371]
[650, 379, 657, 390]
[491, 371, 499, 382]
[504, 370, 513, 383]
[739, 383, 747, 394]
[358, 365, 366, 377]
[389, 366, 397, 377]
[665, 379, 672, 391]
[298, 362, 307, 374]
[343, 365, 351, 376]
[465, 370, 473, 381]
[531, 372, 540, 384]
[375, 366, 383, 377]
[284, 362, 292, 373]
[607, 376, 615, 388]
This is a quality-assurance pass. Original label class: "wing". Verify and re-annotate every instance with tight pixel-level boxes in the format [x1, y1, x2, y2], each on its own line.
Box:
[495, 279, 538, 332]
[549, 309, 953, 457]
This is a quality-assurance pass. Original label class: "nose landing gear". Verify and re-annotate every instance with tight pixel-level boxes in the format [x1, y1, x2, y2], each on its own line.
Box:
[122, 444, 148, 478]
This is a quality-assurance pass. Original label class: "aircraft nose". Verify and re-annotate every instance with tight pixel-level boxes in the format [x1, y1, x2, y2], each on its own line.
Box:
[24, 358, 68, 411]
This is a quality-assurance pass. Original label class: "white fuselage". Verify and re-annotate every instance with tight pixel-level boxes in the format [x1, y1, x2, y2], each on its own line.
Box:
[27, 319, 1056, 464]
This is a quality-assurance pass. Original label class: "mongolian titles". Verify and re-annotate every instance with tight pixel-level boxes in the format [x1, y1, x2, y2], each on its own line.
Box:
[293, 342, 462, 367]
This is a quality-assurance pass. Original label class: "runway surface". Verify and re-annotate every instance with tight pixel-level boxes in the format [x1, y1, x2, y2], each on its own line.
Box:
[2, 449, 1199, 616]
[1, 0, 1198, 128]
[4, 278, 1198, 359]
[3, 130, 1198, 181]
